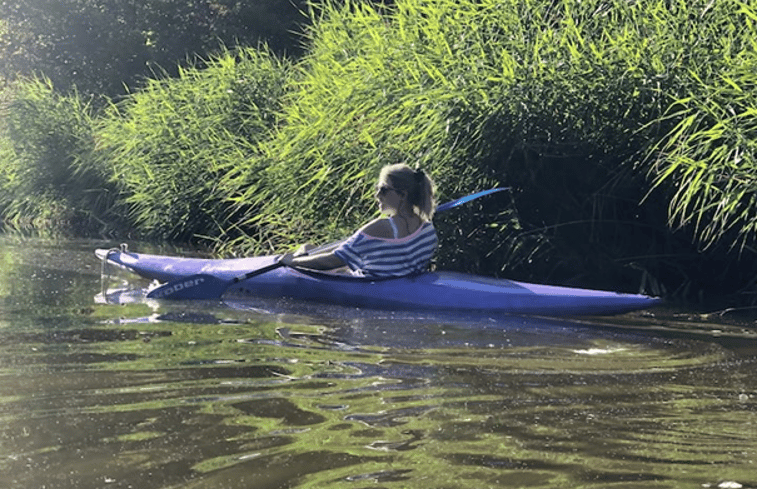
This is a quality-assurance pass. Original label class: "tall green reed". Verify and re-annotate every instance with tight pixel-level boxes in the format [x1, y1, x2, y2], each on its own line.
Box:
[645, 0, 757, 251]
[95, 46, 290, 242]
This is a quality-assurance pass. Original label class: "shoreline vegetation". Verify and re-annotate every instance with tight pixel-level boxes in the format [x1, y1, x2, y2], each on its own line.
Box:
[1, 0, 756, 308]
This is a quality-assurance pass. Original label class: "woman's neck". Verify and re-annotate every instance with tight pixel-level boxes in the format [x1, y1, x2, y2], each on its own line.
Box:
[392, 203, 417, 219]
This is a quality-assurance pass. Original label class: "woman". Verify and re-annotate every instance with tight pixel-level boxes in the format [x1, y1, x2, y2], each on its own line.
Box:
[280, 163, 438, 278]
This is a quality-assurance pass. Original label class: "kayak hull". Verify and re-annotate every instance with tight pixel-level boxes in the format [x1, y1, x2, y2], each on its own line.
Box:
[96, 248, 661, 316]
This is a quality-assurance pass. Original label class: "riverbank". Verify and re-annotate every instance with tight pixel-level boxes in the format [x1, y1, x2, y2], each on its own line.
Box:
[2, 0, 756, 306]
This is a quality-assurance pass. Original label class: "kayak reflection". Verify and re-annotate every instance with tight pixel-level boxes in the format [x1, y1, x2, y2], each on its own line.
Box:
[96, 284, 657, 351]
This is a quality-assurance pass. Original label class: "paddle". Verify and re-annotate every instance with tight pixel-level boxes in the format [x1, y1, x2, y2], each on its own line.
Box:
[436, 187, 509, 212]
[146, 187, 510, 300]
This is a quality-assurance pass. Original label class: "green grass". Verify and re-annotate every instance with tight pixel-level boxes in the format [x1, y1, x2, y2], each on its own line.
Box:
[0, 77, 113, 235]
[94, 46, 291, 242]
[2, 0, 757, 302]
[645, 0, 757, 250]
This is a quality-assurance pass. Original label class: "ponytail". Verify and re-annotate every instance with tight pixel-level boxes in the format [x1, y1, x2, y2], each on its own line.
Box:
[412, 167, 435, 220]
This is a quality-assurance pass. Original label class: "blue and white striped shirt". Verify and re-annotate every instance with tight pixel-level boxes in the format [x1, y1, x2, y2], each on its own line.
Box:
[334, 221, 437, 278]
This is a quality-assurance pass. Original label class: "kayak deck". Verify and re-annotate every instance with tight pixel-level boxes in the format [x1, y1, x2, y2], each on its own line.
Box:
[96, 248, 662, 316]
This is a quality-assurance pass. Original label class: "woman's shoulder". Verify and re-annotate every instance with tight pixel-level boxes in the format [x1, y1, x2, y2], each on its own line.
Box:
[357, 217, 434, 239]
[358, 218, 394, 239]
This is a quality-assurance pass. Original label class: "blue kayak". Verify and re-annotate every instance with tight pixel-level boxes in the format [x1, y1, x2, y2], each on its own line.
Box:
[96, 248, 661, 316]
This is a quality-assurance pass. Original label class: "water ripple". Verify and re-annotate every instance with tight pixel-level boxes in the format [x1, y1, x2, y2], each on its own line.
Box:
[2, 243, 757, 488]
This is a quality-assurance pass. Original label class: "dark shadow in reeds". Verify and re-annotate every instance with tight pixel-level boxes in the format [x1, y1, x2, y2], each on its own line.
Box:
[0, 77, 118, 236]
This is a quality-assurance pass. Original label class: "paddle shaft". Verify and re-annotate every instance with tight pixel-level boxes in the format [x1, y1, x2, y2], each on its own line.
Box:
[231, 261, 284, 283]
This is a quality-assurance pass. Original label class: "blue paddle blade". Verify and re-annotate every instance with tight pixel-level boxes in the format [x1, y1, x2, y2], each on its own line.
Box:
[436, 187, 510, 212]
[146, 274, 229, 300]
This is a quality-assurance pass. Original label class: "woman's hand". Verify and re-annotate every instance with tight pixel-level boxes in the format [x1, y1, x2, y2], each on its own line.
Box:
[294, 243, 315, 257]
[279, 253, 296, 266]
[280, 243, 315, 266]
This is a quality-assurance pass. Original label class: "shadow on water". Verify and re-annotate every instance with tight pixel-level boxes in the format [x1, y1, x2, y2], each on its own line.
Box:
[1, 236, 756, 489]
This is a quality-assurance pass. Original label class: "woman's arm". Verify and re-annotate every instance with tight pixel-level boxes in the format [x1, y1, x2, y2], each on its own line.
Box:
[280, 250, 345, 270]
[295, 241, 341, 256]
[282, 218, 388, 270]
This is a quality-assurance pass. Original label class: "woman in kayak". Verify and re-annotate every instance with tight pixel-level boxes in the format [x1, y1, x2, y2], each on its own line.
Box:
[280, 163, 438, 277]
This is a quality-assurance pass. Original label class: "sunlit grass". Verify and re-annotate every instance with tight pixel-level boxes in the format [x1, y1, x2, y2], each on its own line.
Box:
[94, 46, 291, 242]
[645, 0, 757, 249]
[2, 0, 756, 299]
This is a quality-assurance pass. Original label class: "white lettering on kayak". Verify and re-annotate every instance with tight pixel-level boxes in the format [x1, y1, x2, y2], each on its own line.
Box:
[151, 277, 205, 298]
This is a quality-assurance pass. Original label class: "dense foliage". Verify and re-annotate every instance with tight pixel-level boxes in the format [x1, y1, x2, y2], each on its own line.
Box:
[0, 0, 306, 98]
[95, 47, 291, 242]
[0, 77, 118, 234]
[1, 0, 757, 306]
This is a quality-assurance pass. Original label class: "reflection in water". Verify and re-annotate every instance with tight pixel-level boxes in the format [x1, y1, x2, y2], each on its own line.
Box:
[0, 237, 756, 489]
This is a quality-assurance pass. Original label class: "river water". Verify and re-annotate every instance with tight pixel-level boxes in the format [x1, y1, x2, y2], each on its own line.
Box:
[1, 236, 755, 489]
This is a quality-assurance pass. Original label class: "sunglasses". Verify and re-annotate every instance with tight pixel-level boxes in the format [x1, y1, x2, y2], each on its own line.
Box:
[377, 185, 398, 196]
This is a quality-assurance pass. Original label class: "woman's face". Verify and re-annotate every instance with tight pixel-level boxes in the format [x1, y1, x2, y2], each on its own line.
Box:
[375, 180, 403, 214]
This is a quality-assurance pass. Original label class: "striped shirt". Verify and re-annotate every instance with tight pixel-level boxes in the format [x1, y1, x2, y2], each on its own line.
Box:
[334, 221, 437, 278]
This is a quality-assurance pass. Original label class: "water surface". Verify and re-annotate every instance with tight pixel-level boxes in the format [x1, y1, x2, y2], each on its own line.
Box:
[1, 236, 755, 488]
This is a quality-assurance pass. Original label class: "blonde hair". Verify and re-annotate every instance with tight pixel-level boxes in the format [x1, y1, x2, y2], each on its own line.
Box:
[379, 163, 436, 220]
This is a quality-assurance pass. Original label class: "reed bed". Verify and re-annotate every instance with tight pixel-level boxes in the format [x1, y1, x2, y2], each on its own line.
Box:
[94, 46, 290, 242]
[0, 77, 111, 234]
[2, 0, 756, 302]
